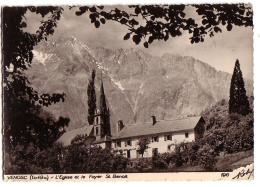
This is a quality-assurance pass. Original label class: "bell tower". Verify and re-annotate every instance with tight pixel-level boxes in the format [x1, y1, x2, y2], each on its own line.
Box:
[93, 76, 111, 140]
[93, 109, 101, 140]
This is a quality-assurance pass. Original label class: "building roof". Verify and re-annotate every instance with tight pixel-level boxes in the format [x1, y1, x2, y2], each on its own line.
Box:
[57, 125, 93, 146]
[92, 135, 112, 144]
[113, 116, 203, 140]
[56, 116, 203, 146]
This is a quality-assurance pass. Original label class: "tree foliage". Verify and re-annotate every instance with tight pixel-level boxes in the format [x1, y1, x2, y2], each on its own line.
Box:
[73, 4, 252, 48]
[137, 137, 150, 157]
[5, 140, 128, 174]
[99, 80, 111, 137]
[64, 145, 128, 173]
[87, 70, 96, 125]
[229, 59, 250, 115]
[2, 7, 69, 150]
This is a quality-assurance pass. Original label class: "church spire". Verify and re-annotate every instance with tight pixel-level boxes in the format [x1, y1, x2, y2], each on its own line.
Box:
[99, 74, 111, 137]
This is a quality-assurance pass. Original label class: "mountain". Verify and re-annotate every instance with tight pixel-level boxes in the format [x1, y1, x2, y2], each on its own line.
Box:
[26, 36, 253, 134]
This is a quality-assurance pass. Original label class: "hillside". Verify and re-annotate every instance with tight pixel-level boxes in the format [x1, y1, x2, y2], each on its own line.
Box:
[201, 96, 253, 155]
[202, 96, 253, 134]
[26, 36, 253, 134]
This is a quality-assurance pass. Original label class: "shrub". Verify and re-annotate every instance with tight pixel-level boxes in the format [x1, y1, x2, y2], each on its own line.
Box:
[4, 143, 61, 174]
[133, 158, 152, 171]
[224, 118, 253, 153]
[197, 144, 217, 171]
[5, 139, 129, 174]
[229, 113, 241, 121]
[152, 154, 168, 169]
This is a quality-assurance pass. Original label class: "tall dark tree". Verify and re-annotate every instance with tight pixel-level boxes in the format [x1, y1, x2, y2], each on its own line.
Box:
[229, 59, 250, 115]
[2, 7, 68, 149]
[87, 70, 96, 125]
[99, 79, 111, 137]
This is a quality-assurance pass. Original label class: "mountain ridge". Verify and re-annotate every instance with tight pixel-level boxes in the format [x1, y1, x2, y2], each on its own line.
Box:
[26, 36, 253, 134]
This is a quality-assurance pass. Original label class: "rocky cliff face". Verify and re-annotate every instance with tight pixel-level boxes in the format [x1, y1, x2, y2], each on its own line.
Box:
[26, 36, 253, 134]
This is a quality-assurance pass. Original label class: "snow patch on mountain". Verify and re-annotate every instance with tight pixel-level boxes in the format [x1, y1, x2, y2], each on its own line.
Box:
[32, 50, 52, 66]
[110, 77, 125, 91]
[96, 61, 109, 72]
[133, 82, 144, 114]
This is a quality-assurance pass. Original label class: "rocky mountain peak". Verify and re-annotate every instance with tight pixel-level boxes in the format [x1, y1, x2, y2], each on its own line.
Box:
[27, 36, 253, 134]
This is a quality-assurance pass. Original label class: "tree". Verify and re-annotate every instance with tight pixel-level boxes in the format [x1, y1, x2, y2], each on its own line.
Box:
[99, 79, 111, 137]
[2, 7, 68, 150]
[229, 59, 250, 115]
[64, 136, 128, 173]
[137, 137, 150, 157]
[73, 4, 253, 48]
[87, 70, 96, 125]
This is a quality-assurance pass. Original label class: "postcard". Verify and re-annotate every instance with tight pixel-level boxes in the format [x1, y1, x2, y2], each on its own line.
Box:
[1, 3, 254, 181]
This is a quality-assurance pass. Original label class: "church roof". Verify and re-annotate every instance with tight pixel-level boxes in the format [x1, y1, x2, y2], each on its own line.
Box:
[57, 125, 94, 146]
[113, 116, 203, 140]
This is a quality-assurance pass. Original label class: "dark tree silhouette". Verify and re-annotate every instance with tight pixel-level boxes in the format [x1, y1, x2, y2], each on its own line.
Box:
[87, 70, 96, 125]
[99, 79, 111, 137]
[2, 7, 69, 149]
[229, 59, 250, 115]
[137, 137, 150, 157]
[73, 4, 252, 48]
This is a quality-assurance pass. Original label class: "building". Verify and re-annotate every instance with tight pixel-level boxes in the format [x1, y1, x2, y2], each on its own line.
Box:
[110, 116, 205, 159]
[57, 79, 205, 159]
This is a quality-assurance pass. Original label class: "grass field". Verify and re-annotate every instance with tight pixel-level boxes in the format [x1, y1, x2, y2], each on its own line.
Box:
[215, 150, 253, 171]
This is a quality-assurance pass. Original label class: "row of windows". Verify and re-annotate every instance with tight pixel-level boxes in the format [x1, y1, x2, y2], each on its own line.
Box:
[123, 144, 180, 158]
[125, 147, 164, 158]
[114, 133, 189, 148]
[115, 140, 132, 148]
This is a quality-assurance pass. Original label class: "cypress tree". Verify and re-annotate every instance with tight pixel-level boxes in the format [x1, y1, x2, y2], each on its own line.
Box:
[87, 70, 96, 125]
[229, 59, 250, 115]
[99, 79, 111, 137]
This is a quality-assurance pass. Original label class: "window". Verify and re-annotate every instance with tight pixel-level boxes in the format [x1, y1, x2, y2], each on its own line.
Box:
[127, 150, 131, 158]
[152, 136, 159, 142]
[164, 134, 172, 141]
[185, 132, 189, 138]
[152, 148, 158, 156]
[95, 127, 99, 136]
[167, 145, 171, 151]
[116, 141, 121, 147]
[125, 140, 132, 146]
[96, 116, 99, 125]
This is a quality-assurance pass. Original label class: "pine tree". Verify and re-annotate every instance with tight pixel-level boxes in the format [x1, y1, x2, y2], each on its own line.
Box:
[99, 79, 111, 137]
[87, 70, 96, 125]
[229, 59, 250, 115]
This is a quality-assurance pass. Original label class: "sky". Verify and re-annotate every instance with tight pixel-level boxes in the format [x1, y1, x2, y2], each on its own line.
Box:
[25, 5, 253, 79]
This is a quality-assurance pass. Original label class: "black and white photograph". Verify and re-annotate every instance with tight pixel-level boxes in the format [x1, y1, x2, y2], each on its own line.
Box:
[1, 2, 254, 180]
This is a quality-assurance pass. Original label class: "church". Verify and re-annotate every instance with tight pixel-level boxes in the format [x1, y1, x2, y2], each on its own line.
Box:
[57, 79, 205, 159]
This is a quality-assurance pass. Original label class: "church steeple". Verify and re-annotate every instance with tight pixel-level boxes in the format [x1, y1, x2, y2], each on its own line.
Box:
[99, 75, 111, 137]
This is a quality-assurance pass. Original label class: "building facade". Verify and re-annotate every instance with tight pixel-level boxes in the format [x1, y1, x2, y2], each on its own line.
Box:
[109, 116, 205, 159]
[57, 80, 205, 159]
